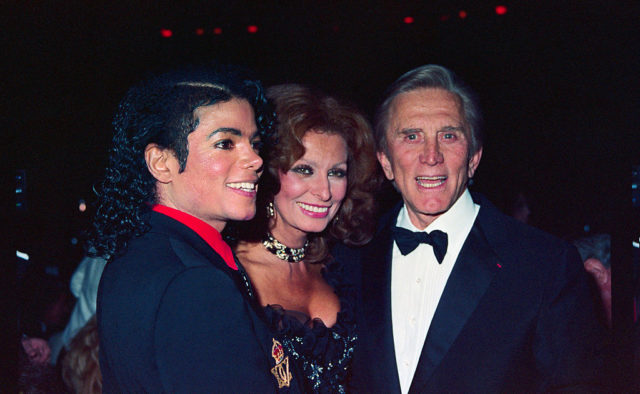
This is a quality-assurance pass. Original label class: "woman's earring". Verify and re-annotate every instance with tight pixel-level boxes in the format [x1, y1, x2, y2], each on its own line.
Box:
[266, 201, 275, 218]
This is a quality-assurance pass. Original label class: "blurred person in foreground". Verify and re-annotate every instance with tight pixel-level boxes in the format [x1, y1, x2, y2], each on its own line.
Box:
[229, 84, 378, 392]
[49, 254, 107, 365]
[335, 64, 605, 392]
[61, 315, 101, 394]
[574, 233, 612, 328]
[18, 336, 64, 393]
[91, 64, 304, 392]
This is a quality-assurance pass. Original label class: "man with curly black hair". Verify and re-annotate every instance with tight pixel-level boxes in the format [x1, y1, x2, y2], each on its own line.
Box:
[92, 65, 304, 392]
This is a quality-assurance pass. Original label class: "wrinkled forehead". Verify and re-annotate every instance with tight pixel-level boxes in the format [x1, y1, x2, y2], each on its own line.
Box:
[387, 88, 465, 131]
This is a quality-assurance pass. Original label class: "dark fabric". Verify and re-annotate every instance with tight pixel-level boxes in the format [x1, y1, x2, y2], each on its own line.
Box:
[336, 193, 606, 393]
[263, 258, 357, 393]
[97, 211, 304, 393]
[391, 226, 448, 263]
[151, 203, 237, 270]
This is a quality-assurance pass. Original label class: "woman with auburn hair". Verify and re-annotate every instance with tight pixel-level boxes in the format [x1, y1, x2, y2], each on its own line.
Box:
[229, 84, 379, 392]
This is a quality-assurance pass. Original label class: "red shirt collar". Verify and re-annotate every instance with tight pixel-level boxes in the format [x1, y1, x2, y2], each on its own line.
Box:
[151, 204, 237, 270]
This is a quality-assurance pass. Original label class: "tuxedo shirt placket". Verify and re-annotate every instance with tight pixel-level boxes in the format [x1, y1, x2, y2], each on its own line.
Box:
[391, 190, 480, 394]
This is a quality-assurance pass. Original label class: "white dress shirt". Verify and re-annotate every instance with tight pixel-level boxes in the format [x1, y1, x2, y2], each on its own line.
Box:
[391, 189, 479, 393]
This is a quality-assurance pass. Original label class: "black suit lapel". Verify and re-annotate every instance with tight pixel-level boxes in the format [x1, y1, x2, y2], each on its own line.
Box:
[359, 205, 403, 393]
[409, 220, 501, 393]
[157, 213, 305, 392]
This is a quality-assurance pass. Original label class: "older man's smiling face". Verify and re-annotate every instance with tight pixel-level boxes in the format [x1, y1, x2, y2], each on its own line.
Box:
[377, 88, 482, 229]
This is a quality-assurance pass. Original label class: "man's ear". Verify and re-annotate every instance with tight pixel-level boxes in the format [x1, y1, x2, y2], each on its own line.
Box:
[377, 150, 395, 181]
[145, 143, 176, 183]
[467, 147, 483, 179]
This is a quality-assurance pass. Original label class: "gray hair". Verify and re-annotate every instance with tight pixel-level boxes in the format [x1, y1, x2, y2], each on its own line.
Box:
[374, 64, 483, 156]
[573, 233, 611, 268]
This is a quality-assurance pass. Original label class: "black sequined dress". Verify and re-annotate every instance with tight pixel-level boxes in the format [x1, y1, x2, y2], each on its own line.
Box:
[262, 260, 357, 393]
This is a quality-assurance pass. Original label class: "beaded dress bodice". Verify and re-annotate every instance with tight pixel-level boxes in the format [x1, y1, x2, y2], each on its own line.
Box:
[262, 260, 357, 393]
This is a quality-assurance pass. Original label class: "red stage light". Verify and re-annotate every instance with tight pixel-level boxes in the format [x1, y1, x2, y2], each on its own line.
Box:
[403, 16, 414, 24]
[495, 5, 507, 15]
[213, 27, 223, 35]
[440, 14, 450, 22]
[160, 29, 173, 38]
[195, 28, 204, 36]
[247, 25, 258, 33]
[459, 10, 467, 19]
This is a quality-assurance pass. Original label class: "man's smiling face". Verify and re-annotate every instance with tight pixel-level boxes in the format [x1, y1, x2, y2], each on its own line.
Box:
[377, 88, 482, 229]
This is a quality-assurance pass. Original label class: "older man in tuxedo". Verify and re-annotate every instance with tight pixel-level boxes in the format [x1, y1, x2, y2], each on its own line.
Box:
[337, 65, 603, 392]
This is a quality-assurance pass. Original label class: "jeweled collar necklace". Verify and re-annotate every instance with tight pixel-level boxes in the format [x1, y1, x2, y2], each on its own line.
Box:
[263, 232, 309, 263]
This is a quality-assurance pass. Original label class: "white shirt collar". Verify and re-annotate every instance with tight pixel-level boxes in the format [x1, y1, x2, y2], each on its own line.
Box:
[397, 188, 477, 236]
[391, 189, 479, 393]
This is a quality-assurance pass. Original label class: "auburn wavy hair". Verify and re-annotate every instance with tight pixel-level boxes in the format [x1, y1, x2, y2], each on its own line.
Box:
[89, 65, 274, 259]
[229, 84, 379, 263]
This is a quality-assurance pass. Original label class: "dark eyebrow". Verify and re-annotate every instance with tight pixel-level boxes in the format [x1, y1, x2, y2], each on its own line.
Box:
[207, 127, 261, 140]
[206, 127, 241, 139]
[207, 127, 241, 139]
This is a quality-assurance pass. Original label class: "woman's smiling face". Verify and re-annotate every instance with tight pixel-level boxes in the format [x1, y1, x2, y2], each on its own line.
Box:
[271, 131, 348, 245]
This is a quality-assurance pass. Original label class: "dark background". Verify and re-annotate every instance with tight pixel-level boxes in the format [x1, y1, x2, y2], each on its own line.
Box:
[5, 0, 639, 385]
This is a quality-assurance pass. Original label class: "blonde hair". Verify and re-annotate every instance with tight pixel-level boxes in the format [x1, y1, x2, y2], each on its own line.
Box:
[62, 315, 102, 394]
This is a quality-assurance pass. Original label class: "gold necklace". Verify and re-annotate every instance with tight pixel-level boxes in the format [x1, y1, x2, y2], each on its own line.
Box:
[262, 232, 308, 263]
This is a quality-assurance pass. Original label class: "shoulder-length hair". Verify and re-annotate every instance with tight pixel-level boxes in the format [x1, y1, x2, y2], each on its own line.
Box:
[231, 84, 379, 263]
[89, 64, 274, 259]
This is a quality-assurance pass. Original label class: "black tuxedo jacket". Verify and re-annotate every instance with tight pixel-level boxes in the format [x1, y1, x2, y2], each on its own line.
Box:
[97, 212, 303, 393]
[336, 193, 604, 393]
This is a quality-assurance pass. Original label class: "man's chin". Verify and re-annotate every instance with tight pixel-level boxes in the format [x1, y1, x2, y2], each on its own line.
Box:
[232, 210, 257, 222]
[405, 206, 448, 229]
[408, 200, 449, 217]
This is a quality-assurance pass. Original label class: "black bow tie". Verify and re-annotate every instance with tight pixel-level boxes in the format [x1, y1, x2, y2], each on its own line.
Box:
[391, 226, 449, 263]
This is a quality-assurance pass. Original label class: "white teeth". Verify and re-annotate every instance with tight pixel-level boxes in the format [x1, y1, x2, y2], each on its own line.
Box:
[416, 176, 446, 188]
[227, 182, 257, 191]
[297, 202, 329, 213]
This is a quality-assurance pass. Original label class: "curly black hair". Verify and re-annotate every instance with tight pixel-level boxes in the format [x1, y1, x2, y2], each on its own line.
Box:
[89, 64, 274, 259]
